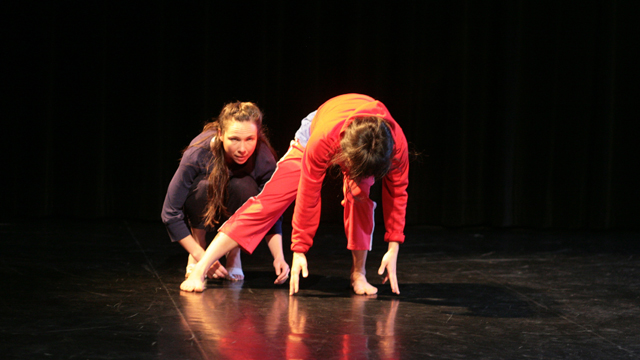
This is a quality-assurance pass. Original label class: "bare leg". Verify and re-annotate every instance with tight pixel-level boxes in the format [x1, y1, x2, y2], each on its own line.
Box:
[351, 250, 378, 295]
[224, 247, 244, 281]
[186, 228, 207, 277]
[180, 232, 239, 292]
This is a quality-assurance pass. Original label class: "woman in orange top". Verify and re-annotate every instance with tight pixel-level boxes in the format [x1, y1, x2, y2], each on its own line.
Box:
[181, 94, 409, 295]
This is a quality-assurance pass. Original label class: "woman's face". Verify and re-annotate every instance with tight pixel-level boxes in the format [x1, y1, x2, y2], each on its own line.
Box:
[221, 120, 258, 165]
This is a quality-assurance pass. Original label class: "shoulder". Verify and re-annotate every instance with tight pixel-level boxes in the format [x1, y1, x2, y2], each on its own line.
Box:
[181, 131, 215, 168]
[186, 131, 215, 153]
[188, 130, 215, 147]
[257, 140, 277, 160]
[322, 93, 375, 107]
[255, 140, 277, 166]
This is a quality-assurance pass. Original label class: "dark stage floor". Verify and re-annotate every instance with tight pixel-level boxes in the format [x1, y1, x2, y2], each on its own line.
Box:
[1, 220, 639, 359]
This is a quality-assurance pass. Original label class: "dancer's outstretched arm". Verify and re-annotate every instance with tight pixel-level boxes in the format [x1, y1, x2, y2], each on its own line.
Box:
[265, 233, 290, 284]
[180, 232, 238, 292]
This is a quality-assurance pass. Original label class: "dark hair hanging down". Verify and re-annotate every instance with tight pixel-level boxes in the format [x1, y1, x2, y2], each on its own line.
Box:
[334, 116, 394, 183]
[199, 101, 276, 228]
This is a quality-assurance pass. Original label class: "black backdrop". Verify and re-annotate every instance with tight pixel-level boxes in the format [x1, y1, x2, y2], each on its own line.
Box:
[2, 1, 638, 230]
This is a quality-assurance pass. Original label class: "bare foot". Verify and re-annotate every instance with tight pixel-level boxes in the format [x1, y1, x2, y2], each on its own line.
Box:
[225, 267, 245, 281]
[180, 272, 206, 292]
[351, 271, 378, 295]
[185, 264, 196, 279]
[224, 248, 244, 281]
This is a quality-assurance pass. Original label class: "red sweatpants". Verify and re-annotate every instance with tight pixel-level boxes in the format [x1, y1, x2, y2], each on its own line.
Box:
[219, 141, 376, 254]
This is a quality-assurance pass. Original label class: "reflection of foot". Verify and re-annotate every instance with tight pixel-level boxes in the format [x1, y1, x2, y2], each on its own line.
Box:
[351, 271, 378, 295]
[180, 272, 206, 292]
[225, 267, 244, 281]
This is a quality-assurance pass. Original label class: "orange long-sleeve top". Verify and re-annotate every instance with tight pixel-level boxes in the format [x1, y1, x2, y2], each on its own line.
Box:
[291, 94, 410, 253]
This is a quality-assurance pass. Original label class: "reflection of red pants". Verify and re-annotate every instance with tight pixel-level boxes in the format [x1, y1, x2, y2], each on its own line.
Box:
[220, 140, 376, 254]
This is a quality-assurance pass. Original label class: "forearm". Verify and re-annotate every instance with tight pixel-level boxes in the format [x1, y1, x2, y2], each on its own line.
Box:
[267, 233, 290, 285]
[178, 235, 206, 261]
[381, 149, 409, 243]
[265, 233, 285, 261]
[381, 198, 407, 243]
[387, 240, 400, 253]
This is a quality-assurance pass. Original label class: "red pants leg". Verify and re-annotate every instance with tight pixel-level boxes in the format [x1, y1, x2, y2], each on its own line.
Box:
[342, 176, 376, 251]
[219, 142, 303, 254]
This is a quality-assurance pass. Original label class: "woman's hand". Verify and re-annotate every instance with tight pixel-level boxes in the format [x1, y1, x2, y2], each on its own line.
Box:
[289, 252, 309, 295]
[265, 233, 290, 284]
[206, 261, 228, 279]
[378, 242, 400, 294]
[273, 257, 290, 285]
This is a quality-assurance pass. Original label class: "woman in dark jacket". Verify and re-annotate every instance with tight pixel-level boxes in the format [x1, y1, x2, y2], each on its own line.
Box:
[161, 101, 289, 284]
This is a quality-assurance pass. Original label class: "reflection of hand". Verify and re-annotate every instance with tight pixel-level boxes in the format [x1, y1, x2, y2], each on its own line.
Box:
[288, 296, 307, 334]
[264, 290, 288, 335]
[273, 257, 290, 285]
[378, 242, 400, 294]
[206, 261, 228, 279]
[376, 299, 400, 336]
[289, 252, 308, 295]
[377, 299, 400, 358]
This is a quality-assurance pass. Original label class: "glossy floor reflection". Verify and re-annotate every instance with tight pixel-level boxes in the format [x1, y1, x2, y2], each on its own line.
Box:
[0, 220, 639, 359]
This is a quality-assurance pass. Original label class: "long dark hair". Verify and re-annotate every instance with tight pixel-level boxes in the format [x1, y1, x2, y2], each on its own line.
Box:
[197, 101, 276, 228]
[333, 116, 394, 183]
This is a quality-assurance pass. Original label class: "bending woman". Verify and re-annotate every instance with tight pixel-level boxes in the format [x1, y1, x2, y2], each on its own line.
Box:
[161, 101, 290, 284]
[181, 94, 409, 294]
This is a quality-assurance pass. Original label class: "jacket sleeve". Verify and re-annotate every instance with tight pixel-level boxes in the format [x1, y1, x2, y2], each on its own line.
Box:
[161, 150, 201, 242]
[290, 132, 334, 253]
[382, 128, 409, 243]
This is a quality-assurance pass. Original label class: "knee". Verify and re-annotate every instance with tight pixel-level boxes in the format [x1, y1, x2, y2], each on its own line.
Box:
[184, 175, 209, 216]
[349, 186, 366, 200]
[345, 177, 374, 202]
[227, 176, 260, 209]
[190, 175, 210, 201]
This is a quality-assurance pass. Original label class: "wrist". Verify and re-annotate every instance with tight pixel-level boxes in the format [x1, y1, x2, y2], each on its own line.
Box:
[387, 241, 400, 252]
